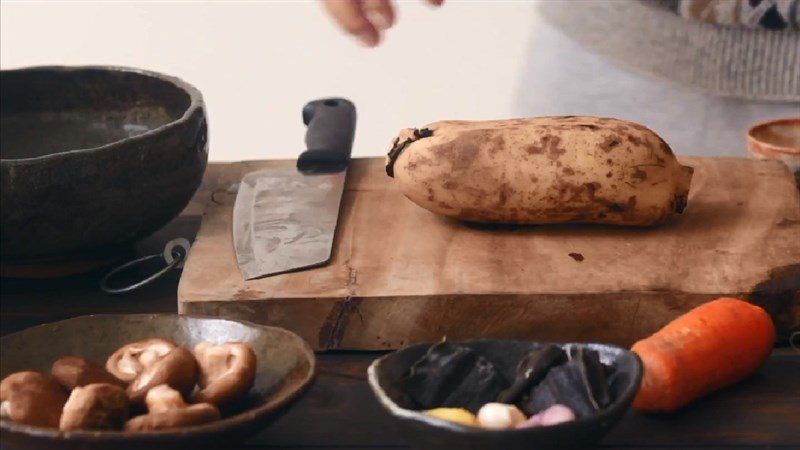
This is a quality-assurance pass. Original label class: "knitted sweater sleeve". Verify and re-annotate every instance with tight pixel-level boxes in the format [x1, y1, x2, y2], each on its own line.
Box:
[668, 0, 799, 30]
[539, 0, 800, 101]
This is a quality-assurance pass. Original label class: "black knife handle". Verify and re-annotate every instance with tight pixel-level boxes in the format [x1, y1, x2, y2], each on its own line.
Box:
[297, 98, 356, 173]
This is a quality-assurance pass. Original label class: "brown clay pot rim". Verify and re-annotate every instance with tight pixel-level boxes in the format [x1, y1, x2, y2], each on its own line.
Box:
[746, 117, 800, 155]
[0, 66, 204, 164]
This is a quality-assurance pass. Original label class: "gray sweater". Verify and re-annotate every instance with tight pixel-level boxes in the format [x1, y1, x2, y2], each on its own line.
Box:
[538, 0, 799, 102]
[512, 0, 798, 156]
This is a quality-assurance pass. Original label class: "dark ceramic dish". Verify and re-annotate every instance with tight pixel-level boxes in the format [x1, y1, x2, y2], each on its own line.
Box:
[0, 314, 316, 450]
[367, 340, 642, 450]
[0, 66, 208, 265]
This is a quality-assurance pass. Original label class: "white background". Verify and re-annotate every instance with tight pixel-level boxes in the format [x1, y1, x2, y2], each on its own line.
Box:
[1, 0, 536, 161]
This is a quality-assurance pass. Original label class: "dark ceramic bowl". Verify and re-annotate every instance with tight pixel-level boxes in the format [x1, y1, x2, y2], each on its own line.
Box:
[0, 314, 316, 450]
[0, 66, 208, 265]
[367, 340, 642, 450]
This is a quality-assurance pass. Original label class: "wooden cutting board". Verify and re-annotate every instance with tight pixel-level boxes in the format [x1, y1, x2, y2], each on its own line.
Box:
[178, 157, 800, 350]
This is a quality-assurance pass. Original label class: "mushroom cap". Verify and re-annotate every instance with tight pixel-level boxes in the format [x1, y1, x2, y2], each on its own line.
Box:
[192, 342, 257, 406]
[59, 383, 129, 431]
[106, 339, 177, 383]
[124, 385, 220, 432]
[52, 356, 125, 390]
[0, 371, 67, 428]
[126, 346, 198, 404]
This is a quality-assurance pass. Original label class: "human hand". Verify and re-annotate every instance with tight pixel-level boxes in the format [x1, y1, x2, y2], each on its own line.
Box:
[322, 0, 445, 47]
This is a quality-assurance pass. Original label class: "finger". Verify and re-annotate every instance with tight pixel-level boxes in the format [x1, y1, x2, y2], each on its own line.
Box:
[323, 0, 380, 47]
[362, 0, 395, 30]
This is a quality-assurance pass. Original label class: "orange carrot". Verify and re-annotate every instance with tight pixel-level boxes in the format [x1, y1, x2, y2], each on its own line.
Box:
[631, 297, 775, 413]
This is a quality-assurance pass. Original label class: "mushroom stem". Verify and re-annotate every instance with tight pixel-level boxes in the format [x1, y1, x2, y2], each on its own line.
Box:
[145, 384, 188, 413]
[123, 385, 220, 432]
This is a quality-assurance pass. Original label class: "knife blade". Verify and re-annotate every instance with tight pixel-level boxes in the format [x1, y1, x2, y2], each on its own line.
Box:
[233, 98, 356, 280]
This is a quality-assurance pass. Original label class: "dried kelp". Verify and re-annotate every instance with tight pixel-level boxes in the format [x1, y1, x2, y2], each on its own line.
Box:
[520, 348, 612, 418]
[572, 347, 611, 410]
[497, 344, 567, 404]
[403, 341, 507, 413]
[401, 342, 616, 420]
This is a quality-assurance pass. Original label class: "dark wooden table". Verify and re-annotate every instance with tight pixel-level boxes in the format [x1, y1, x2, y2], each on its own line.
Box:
[2, 172, 799, 449]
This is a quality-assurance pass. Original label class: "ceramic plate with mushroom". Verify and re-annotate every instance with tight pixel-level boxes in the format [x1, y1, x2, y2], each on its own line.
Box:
[0, 339, 258, 432]
[0, 315, 315, 450]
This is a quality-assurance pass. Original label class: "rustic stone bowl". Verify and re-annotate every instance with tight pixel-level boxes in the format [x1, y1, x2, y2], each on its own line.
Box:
[368, 340, 642, 450]
[0, 314, 316, 450]
[0, 66, 208, 268]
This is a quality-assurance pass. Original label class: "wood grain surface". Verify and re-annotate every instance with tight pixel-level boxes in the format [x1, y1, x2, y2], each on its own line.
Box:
[178, 158, 800, 350]
[1, 166, 798, 449]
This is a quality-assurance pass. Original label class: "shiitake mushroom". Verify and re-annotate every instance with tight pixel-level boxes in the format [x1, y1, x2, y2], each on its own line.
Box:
[1, 339, 257, 432]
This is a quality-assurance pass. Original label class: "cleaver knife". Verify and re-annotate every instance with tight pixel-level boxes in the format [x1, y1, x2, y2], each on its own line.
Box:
[233, 98, 356, 280]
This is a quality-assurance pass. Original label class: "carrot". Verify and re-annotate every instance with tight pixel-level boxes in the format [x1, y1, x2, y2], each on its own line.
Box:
[631, 297, 775, 413]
